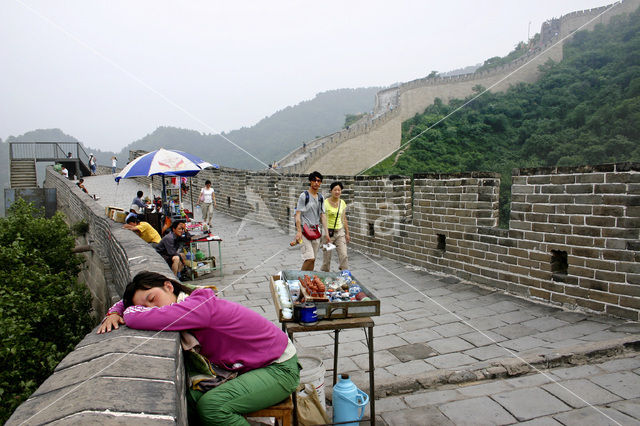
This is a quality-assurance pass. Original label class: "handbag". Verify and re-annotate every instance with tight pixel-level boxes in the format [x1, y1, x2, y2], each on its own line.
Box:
[198, 190, 205, 203]
[328, 200, 341, 238]
[302, 223, 321, 240]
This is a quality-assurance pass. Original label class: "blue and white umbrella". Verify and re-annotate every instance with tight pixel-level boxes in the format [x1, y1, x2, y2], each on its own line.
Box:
[115, 148, 218, 182]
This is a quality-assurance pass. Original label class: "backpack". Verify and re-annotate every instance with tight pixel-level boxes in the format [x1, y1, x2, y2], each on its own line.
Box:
[295, 190, 323, 216]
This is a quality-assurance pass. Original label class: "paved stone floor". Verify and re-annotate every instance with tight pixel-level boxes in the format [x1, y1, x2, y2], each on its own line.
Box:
[86, 174, 640, 424]
[375, 353, 640, 425]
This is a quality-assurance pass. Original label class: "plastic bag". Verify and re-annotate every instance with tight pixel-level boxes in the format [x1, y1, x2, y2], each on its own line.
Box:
[296, 384, 329, 426]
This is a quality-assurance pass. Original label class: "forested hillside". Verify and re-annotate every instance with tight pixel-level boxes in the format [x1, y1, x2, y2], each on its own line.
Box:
[368, 8, 640, 224]
[121, 87, 381, 169]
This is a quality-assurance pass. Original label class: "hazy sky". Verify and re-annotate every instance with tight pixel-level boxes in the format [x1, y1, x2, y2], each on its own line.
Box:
[1, 0, 615, 153]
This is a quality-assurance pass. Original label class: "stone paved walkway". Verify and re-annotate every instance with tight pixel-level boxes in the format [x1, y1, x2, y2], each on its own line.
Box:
[85, 174, 640, 423]
[375, 352, 640, 425]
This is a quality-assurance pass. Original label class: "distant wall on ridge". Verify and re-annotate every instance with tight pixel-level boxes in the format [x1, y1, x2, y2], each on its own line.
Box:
[276, 0, 639, 176]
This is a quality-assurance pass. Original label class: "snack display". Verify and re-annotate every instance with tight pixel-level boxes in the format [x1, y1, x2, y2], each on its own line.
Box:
[270, 270, 380, 321]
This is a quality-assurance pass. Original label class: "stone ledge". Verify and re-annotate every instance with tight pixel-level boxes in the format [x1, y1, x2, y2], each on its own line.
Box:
[374, 335, 640, 398]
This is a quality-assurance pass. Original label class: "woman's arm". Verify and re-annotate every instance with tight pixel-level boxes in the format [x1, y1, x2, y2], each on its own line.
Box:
[124, 288, 215, 331]
[97, 300, 125, 334]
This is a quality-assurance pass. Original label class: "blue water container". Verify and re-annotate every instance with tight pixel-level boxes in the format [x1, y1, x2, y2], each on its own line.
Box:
[332, 374, 369, 426]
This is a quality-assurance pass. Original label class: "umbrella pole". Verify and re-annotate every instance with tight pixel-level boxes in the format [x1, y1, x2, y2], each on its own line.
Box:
[162, 177, 168, 217]
[190, 177, 194, 219]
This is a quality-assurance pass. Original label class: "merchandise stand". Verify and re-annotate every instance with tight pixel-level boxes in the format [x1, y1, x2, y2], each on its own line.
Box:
[282, 317, 375, 425]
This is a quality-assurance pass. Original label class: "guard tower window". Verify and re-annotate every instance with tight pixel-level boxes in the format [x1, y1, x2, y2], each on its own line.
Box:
[551, 250, 568, 282]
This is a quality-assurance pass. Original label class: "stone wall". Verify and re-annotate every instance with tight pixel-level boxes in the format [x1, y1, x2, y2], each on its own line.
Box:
[191, 164, 639, 321]
[8, 168, 186, 425]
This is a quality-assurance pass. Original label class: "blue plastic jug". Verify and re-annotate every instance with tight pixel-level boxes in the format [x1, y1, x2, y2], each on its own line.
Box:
[332, 374, 369, 426]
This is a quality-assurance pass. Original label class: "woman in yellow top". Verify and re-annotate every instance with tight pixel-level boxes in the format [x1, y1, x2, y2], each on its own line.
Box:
[321, 181, 350, 271]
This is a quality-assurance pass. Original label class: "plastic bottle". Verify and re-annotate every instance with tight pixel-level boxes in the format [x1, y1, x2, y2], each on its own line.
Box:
[332, 374, 369, 426]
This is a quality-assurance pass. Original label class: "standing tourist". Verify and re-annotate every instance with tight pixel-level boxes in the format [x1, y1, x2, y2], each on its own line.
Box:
[88, 154, 97, 175]
[111, 156, 117, 174]
[321, 181, 350, 271]
[294, 171, 329, 271]
[198, 180, 216, 227]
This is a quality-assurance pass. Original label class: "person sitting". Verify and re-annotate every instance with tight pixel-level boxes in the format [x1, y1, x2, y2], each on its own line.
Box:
[131, 190, 147, 213]
[61, 166, 69, 179]
[123, 214, 161, 246]
[155, 220, 188, 277]
[76, 178, 89, 194]
[97, 271, 300, 426]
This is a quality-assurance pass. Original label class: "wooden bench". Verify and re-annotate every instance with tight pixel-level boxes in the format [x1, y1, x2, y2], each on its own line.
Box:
[245, 395, 294, 426]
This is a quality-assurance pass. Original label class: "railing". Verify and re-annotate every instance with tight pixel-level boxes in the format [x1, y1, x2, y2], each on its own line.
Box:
[9, 142, 90, 166]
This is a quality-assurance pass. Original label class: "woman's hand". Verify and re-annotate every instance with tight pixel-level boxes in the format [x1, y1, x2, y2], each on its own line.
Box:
[345, 233, 351, 244]
[97, 314, 125, 334]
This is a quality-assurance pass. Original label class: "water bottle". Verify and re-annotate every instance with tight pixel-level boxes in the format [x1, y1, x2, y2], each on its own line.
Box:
[332, 374, 369, 426]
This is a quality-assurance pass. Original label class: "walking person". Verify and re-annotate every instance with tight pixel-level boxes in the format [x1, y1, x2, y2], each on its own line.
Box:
[88, 154, 97, 175]
[198, 180, 216, 227]
[321, 181, 350, 271]
[111, 156, 117, 174]
[294, 171, 329, 271]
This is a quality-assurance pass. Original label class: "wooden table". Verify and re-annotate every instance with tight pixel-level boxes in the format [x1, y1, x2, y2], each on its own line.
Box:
[283, 317, 376, 425]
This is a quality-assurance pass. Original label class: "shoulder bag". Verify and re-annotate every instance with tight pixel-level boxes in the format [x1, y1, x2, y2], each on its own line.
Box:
[328, 199, 341, 238]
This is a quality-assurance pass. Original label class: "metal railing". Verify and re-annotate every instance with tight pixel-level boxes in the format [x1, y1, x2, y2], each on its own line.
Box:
[9, 142, 90, 166]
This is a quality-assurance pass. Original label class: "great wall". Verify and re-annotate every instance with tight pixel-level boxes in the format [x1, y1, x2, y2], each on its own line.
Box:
[277, 0, 640, 176]
[7, 1, 640, 424]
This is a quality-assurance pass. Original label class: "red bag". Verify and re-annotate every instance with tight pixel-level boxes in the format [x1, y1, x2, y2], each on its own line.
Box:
[302, 224, 321, 240]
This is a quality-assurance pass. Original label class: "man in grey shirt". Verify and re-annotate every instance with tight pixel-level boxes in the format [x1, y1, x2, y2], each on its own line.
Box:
[295, 171, 330, 271]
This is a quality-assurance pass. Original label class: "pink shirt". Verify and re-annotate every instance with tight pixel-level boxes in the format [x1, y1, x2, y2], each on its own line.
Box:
[120, 288, 288, 373]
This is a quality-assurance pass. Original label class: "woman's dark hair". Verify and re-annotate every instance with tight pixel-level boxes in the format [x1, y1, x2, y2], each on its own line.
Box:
[137, 190, 144, 198]
[126, 215, 140, 224]
[330, 181, 343, 191]
[123, 271, 193, 308]
[205, 180, 211, 185]
[171, 220, 185, 230]
[308, 171, 323, 182]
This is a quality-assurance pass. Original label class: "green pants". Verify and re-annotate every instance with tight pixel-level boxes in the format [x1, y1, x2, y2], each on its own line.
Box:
[187, 355, 300, 426]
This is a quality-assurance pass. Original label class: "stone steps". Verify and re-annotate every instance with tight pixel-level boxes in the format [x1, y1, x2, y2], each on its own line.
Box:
[10, 160, 37, 188]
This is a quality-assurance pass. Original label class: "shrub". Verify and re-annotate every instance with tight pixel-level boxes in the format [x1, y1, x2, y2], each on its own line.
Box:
[0, 199, 93, 423]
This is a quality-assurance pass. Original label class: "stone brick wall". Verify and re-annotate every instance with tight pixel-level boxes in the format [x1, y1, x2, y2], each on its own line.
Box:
[8, 168, 186, 424]
[199, 165, 639, 321]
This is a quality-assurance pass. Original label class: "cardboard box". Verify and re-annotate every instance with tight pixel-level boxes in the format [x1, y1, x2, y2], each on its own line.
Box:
[113, 211, 127, 223]
[105, 206, 123, 218]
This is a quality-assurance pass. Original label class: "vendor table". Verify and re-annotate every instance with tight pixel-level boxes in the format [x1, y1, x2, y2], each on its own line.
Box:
[188, 236, 223, 280]
[283, 317, 376, 425]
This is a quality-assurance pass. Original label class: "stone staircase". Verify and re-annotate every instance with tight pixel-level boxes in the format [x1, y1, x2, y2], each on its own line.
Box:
[10, 160, 38, 188]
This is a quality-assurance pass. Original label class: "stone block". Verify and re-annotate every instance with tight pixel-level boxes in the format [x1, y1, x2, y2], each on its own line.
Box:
[439, 396, 516, 425]
[7, 377, 177, 425]
[492, 387, 571, 421]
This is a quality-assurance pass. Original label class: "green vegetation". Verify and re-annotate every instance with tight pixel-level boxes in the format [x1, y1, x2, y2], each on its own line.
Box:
[368, 10, 640, 225]
[475, 35, 540, 73]
[344, 113, 366, 128]
[0, 199, 93, 423]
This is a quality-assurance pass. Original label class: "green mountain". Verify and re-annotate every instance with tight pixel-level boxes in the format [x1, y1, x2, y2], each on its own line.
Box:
[117, 87, 381, 169]
[367, 8, 640, 224]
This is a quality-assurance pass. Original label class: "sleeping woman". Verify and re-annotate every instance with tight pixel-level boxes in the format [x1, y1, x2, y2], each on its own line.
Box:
[98, 271, 299, 425]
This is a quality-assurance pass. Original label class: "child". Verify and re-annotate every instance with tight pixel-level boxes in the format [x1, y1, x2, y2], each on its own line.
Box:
[98, 271, 299, 425]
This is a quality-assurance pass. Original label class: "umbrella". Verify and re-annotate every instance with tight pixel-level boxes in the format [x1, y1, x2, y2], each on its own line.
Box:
[115, 148, 218, 182]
